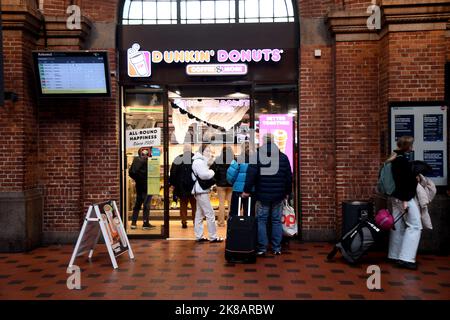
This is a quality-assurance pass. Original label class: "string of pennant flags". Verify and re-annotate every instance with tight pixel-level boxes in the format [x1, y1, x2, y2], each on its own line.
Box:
[170, 101, 243, 132]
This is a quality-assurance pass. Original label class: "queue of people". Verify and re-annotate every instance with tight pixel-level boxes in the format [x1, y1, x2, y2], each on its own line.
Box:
[167, 134, 292, 253]
[132, 132, 433, 268]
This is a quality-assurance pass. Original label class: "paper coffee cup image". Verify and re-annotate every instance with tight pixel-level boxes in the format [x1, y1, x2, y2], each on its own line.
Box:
[129, 52, 149, 76]
[273, 129, 288, 153]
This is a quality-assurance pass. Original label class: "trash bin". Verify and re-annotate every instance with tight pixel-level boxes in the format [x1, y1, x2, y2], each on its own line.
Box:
[342, 200, 373, 235]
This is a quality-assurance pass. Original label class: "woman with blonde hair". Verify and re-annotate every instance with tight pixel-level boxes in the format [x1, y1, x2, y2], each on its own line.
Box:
[387, 135, 421, 270]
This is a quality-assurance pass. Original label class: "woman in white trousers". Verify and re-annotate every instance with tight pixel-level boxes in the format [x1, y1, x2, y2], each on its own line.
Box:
[191, 144, 223, 243]
[387, 136, 421, 270]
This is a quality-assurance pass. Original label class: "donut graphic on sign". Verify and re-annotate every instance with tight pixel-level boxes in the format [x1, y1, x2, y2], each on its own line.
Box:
[128, 43, 151, 77]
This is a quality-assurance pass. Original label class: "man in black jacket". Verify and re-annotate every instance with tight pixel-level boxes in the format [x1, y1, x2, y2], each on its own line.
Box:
[242, 134, 292, 256]
[169, 144, 196, 229]
[129, 147, 155, 230]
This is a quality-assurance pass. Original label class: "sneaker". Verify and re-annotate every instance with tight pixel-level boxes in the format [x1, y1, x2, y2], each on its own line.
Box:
[196, 237, 209, 243]
[130, 223, 137, 230]
[209, 237, 224, 243]
[142, 223, 156, 230]
[272, 251, 282, 256]
[256, 251, 266, 256]
[396, 260, 417, 270]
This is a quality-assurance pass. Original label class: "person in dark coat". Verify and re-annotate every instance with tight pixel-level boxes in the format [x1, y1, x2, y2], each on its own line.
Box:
[211, 146, 234, 227]
[169, 144, 196, 229]
[242, 134, 292, 256]
[128, 147, 155, 230]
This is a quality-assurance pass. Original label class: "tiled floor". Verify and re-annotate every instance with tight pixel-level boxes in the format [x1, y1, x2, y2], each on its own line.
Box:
[0, 240, 449, 300]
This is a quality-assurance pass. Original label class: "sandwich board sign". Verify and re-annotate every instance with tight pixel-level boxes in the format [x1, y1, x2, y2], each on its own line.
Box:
[68, 200, 134, 269]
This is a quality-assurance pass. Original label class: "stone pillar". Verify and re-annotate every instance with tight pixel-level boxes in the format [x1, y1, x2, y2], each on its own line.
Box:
[0, 0, 43, 252]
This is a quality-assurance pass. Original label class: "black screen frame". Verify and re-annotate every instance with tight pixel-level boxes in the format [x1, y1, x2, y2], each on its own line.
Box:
[32, 51, 112, 98]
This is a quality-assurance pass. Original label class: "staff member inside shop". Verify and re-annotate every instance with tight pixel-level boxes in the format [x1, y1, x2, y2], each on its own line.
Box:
[129, 147, 156, 230]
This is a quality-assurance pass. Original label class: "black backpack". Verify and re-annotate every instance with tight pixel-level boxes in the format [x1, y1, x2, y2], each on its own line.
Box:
[179, 163, 195, 195]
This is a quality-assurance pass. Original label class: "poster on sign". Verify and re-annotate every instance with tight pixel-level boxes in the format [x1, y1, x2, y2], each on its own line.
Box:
[68, 200, 134, 269]
[126, 128, 161, 148]
[391, 105, 447, 186]
[259, 114, 294, 170]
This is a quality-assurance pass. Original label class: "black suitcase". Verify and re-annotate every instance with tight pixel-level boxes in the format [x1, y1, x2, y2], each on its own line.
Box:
[225, 197, 257, 263]
[327, 208, 408, 264]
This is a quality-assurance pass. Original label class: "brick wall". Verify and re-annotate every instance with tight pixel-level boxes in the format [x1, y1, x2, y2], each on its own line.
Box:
[334, 41, 381, 233]
[1, 0, 449, 242]
[34, 0, 120, 235]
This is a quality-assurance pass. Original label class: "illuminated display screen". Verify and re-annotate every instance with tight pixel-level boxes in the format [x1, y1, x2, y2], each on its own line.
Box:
[33, 52, 111, 97]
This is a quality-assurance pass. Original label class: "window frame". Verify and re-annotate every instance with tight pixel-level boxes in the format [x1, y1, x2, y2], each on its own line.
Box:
[121, 0, 295, 25]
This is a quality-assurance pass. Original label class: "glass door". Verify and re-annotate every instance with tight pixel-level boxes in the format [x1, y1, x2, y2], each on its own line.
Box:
[121, 87, 168, 238]
[253, 84, 300, 231]
[167, 85, 252, 239]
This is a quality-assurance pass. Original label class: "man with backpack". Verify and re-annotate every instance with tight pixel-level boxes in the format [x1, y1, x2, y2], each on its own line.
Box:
[169, 144, 196, 229]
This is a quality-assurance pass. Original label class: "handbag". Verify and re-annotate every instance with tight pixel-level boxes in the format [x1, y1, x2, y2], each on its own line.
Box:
[281, 200, 298, 237]
[193, 171, 216, 190]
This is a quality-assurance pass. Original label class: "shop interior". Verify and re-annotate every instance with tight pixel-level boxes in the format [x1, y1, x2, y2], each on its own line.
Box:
[121, 84, 298, 239]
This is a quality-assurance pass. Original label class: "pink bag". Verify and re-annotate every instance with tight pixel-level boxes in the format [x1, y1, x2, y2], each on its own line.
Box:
[375, 209, 394, 231]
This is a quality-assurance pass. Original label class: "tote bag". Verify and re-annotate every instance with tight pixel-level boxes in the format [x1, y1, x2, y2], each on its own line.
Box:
[281, 200, 298, 237]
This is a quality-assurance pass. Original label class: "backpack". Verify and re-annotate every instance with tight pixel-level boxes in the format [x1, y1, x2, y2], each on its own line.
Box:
[376, 154, 402, 196]
[179, 163, 195, 195]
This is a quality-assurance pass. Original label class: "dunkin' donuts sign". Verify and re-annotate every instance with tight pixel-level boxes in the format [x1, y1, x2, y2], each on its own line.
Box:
[127, 43, 283, 78]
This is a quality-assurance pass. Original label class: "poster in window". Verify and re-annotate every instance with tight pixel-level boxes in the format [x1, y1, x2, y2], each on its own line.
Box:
[147, 155, 161, 195]
[423, 114, 443, 142]
[394, 115, 414, 140]
[423, 150, 444, 178]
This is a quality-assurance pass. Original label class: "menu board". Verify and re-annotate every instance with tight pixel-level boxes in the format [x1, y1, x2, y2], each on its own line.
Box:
[391, 105, 448, 186]
[259, 114, 294, 170]
[98, 201, 129, 257]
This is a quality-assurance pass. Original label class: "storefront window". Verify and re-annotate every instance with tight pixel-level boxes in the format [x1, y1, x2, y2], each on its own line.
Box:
[123, 89, 166, 236]
[122, 0, 295, 25]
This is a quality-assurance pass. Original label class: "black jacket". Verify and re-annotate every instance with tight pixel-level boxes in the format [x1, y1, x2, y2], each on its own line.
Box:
[212, 155, 233, 187]
[129, 156, 148, 187]
[169, 152, 194, 198]
[391, 150, 417, 201]
[244, 143, 292, 204]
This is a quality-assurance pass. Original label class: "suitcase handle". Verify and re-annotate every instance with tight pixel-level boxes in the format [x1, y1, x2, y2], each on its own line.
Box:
[238, 196, 252, 217]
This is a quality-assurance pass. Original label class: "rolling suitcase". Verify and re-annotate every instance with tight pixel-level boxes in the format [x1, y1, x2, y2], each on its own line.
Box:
[225, 197, 257, 263]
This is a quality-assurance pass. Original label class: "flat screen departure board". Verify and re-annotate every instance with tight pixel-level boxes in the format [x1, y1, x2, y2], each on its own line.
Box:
[33, 51, 111, 97]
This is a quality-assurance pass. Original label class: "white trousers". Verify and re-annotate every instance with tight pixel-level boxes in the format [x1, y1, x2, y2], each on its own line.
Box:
[194, 193, 218, 240]
[388, 198, 422, 263]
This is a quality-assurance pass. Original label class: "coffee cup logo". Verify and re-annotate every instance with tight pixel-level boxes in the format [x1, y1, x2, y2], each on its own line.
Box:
[128, 43, 151, 77]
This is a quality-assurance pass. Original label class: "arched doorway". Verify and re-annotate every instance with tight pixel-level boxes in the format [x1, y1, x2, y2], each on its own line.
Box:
[117, 0, 300, 239]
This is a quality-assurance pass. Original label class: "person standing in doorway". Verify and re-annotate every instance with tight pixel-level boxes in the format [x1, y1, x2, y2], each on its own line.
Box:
[242, 134, 292, 256]
[128, 147, 155, 230]
[212, 146, 235, 227]
[387, 136, 421, 270]
[169, 144, 196, 229]
[192, 144, 223, 243]
[227, 142, 255, 216]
